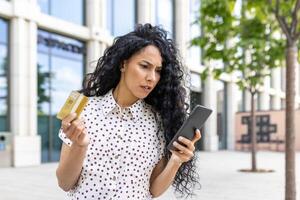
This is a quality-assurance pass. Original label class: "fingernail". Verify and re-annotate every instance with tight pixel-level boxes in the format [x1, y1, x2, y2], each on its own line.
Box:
[173, 141, 177, 146]
[178, 136, 183, 141]
[72, 113, 77, 117]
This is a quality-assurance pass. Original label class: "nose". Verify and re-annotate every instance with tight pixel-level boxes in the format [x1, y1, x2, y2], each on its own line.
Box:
[146, 70, 156, 82]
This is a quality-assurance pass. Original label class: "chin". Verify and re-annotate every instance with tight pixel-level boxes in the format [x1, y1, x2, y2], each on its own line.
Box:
[134, 91, 149, 99]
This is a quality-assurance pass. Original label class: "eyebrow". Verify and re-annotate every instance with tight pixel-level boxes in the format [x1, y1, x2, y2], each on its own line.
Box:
[141, 60, 162, 68]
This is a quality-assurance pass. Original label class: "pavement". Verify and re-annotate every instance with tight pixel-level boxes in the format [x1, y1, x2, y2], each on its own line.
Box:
[0, 151, 299, 200]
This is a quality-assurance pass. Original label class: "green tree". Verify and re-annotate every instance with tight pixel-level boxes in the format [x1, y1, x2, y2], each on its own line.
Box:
[191, 0, 283, 171]
[37, 64, 51, 114]
[267, 1, 300, 199]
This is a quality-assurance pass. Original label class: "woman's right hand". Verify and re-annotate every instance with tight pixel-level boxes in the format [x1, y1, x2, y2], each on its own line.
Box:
[61, 113, 90, 147]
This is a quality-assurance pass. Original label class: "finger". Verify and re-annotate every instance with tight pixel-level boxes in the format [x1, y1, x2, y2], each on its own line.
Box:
[65, 118, 82, 139]
[191, 129, 201, 145]
[69, 125, 85, 141]
[178, 136, 195, 151]
[62, 113, 77, 131]
[171, 150, 192, 162]
[62, 113, 77, 124]
[61, 121, 71, 132]
[77, 129, 88, 143]
[173, 141, 194, 157]
[74, 125, 85, 140]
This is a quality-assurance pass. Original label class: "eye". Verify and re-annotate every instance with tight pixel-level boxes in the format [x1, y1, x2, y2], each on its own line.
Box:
[139, 64, 148, 69]
[156, 68, 162, 73]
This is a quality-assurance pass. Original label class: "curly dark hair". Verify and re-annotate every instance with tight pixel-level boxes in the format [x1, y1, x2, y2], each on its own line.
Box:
[80, 23, 200, 197]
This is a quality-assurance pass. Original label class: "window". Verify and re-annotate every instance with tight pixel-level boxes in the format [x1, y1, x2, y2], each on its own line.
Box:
[38, 0, 85, 25]
[216, 80, 226, 149]
[0, 18, 8, 132]
[188, 0, 201, 66]
[153, 0, 174, 37]
[256, 92, 261, 110]
[106, 0, 136, 36]
[190, 72, 201, 92]
[37, 30, 85, 162]
[235, 87, 243, 112]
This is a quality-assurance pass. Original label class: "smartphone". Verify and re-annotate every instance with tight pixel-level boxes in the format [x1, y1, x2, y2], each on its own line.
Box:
[167, 105, 213, 151]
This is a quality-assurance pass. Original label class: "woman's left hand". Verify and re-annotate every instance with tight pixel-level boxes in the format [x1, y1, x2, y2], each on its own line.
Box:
[170, 129, 201, 165]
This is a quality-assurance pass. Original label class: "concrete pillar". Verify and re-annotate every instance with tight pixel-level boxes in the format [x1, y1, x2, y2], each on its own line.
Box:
[271, 68, 281, 110]
[10, 0, 41, 167]
[28, 21, 38, 136]
[137, 0, 153, 24]
[226, 82, 236, 150]
[86, 0, 103, 73]
[259, 76, 270, 110]
[175, 0, 189, 60]
[203, 75, 219, 151]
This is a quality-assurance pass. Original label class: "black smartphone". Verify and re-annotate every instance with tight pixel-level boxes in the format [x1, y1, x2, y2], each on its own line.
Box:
[167, 105, 213, 151]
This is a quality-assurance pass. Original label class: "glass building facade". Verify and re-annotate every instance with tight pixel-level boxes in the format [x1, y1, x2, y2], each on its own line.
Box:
[0, 18, 8, 132]
[106, 0, 137, 36]
[0, 0, 294, 167]
[189, 0, 201, 65]
[154, 0, 174, 37]
[38, 0, 85, 25]
[37, 30, 85, 162]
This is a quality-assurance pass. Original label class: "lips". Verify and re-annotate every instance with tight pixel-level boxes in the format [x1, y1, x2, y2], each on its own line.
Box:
[141, 85, 152, 92]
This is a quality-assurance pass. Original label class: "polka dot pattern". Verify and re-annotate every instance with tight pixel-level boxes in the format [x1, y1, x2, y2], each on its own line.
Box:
[58, 89, 166, 200]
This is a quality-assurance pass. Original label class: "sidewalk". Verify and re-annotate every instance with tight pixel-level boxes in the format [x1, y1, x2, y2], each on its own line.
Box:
[0, 151, 299, 200]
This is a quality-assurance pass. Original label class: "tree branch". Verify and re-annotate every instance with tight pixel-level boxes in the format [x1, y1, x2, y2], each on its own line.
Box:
[275, 0, 280, 14]
[276, 15, 292, 43]
[291, 0, 300, 36]
[295, 31, 300, 40]
[268, 0, 292, 41]
[267, 0, 279, 13]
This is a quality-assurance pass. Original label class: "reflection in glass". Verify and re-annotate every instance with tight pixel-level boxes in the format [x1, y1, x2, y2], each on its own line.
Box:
[37, 30, 85, 162]
[155, 0, 174, 37]
[51, 56, 83, 114]
[38, 0, 85, 25]
[0, 18, 8, 43]
[106, 0, 136, 36]
[189, 0, 201, 65]
[37, 0, 48, 13]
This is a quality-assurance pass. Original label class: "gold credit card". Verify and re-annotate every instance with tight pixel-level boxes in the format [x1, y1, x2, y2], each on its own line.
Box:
[56, 91, 89, 120]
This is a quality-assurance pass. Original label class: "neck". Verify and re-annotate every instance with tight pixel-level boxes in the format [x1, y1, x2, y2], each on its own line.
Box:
[113, 84, 138, 108]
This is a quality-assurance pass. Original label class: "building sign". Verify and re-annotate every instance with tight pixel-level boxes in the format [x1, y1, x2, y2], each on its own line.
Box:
[237, 115, 279, 143]
[235, 110, 300, 151]
[38, 34, 86, 54]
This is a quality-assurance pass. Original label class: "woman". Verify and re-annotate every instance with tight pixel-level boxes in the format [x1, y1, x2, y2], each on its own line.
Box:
[56, 23, 201, 199]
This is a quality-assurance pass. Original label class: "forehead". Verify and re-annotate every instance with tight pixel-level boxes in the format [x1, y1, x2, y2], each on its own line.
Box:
[130, 45, 162, 66]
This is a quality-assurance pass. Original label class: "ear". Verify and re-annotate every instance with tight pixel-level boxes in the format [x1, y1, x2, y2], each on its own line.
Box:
[120, 60, 128, 72]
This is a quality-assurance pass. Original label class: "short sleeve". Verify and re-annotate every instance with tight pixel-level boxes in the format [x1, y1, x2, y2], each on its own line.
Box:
[58, 128, 72, 147]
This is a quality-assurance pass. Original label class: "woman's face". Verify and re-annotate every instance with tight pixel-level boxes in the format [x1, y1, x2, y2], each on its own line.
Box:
[120, 45, 163, 100]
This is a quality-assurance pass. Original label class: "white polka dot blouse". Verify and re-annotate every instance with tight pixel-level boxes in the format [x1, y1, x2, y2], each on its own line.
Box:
[59, 89, 166, 200]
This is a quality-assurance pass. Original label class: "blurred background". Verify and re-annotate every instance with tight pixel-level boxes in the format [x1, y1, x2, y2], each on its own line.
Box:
[0, 0, 299, 168]
[1, 0, 300, 200]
